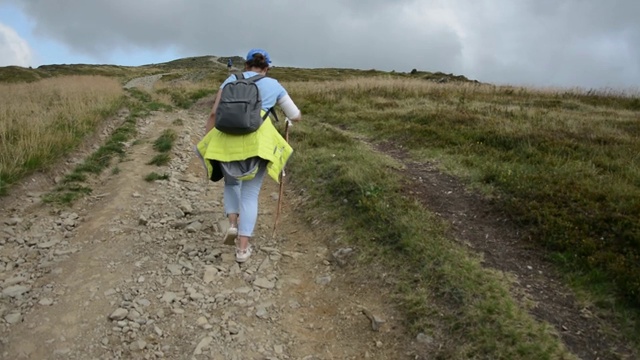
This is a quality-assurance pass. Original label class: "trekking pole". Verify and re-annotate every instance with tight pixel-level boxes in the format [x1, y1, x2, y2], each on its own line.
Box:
[272, 118, 292, 239]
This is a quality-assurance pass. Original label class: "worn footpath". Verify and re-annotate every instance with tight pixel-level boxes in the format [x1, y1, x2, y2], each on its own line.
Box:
[0, 106, 425, 359]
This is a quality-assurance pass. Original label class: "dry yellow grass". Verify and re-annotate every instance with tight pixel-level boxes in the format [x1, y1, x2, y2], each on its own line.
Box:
[0, 76, 123, 192]
[285, 77, 639, 99]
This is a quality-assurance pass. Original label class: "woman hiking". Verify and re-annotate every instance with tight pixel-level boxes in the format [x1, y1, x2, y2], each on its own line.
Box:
[197, 48, 302, 263]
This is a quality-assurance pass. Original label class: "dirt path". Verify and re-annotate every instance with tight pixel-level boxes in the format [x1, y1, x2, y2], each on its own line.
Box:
[124, 75, 166, 91]
[0, 104, 423, 359]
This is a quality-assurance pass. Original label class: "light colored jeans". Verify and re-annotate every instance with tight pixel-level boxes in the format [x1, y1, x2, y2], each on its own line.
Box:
[222, 163, 267, 237]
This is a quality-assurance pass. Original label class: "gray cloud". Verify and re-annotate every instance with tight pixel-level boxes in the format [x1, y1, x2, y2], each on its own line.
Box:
[453, 0, 640, 88]
[3, 0, 639, 88]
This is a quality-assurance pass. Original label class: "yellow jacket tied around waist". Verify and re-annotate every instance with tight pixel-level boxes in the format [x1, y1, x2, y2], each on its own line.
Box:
[196, 117, 293, 183]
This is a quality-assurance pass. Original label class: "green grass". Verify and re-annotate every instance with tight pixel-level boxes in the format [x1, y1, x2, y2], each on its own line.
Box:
[268, 67, 478, 84]
[153, 129, 177, 153]
[286, 78, 640, 351]
[288, 119, 574, 359]
[148, 101, 173, 111]
[147, 129, 177, 167]
[0, 63, 164, 84]
[0, 66, 47, 83]
[127, 88, 153, 103]
[0, 180, 7, 196]
[290, 79, 640, 309]
[42, 183, 93, 205]
[144, 172, 169, 182]
[147, 154, 171, 166]
[62, 171, 87, 184]
[156, 87, 214, 109]
[41, 90, 151, 205]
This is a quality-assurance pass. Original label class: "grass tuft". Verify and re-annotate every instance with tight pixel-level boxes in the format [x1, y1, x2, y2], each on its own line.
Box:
[153, 129, 177, 153]
[147, 154, 171, 166]
[62, 171, 87, 184]
[42, 184, 93, 205]
[144, 172, 169, 182]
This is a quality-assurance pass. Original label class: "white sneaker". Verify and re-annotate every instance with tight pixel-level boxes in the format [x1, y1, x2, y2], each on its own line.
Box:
[223, 225, 238, 245]
[235, 245, 253, 263]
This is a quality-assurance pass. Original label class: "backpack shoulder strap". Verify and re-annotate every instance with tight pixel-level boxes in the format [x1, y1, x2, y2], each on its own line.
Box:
[246, 74, 265, 82]
[261, 107, 280, 122]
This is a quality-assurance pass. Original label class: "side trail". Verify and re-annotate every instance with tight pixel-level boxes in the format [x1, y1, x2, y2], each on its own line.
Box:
[0, 105, 425, 359]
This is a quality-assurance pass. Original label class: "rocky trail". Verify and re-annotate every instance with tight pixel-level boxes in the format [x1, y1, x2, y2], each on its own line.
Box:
[0, 100, 423, 359]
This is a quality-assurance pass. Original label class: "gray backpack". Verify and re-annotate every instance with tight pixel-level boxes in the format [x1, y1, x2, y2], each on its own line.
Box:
[215, 73, 273, 135]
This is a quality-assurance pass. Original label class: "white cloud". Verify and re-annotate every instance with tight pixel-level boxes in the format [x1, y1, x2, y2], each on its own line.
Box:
[0, 22, 33, 67]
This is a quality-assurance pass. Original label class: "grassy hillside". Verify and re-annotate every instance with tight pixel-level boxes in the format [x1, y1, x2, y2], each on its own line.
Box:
[0, 64, 155, 83]
[1, 58, 639, 358]
[0, 76, 125, 195]
[285, 78, 640, 306]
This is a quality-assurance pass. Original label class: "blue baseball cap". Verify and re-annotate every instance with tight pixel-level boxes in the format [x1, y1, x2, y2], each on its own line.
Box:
[246, 48, 272, 64]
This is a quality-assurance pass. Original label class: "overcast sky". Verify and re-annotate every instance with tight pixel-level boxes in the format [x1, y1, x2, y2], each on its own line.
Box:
[1, 0, 639, 89]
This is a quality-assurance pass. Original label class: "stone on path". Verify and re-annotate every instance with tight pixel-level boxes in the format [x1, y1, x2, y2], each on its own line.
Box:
[217, 220, 230, 235]
[178, 259, 194, 271]
[234, 286, 252, 294]
[166, 264, 182, 275]
[315, 275, 332, 286]
[38, 298, 54, 306]
[253, 278, 275, 290]
[4, 312, 22, 324]
[186, 221, 202, 233]
[258, 258, 271, 272]
[130, 340, 147, 352]
[109, 308, 129, 321]
[194, 336, 213, 355]
[2, 276, 27, 287]
[4, 218, 22, 226]
[203, 266, 218, 284]
[416, 333, 434, 344]
[274, 345, 284, 355]
[2, 285, 30, 298]
[256, 307, 268, 319]
[196, 316, 209, 328]
[178, 200, 193, 214]
[161, 292, 177, 304]
[361, 308, 385, 331]
[37, 239, 60, 249]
